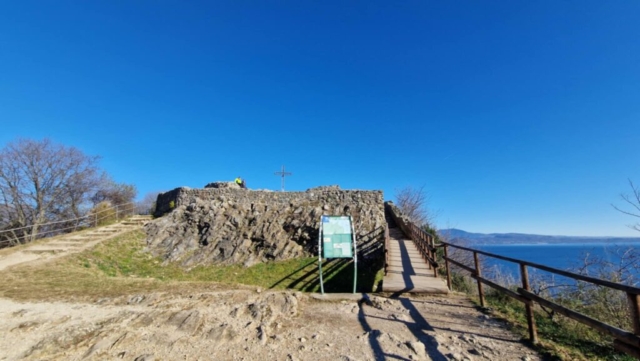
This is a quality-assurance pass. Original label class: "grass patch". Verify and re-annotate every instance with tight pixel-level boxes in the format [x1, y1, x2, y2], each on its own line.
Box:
[0, 229, 383, 301]
[481, 292, 635, 361]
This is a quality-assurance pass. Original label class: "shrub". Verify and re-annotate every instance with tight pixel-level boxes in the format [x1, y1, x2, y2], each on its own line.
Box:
[89, 201, 117, 226]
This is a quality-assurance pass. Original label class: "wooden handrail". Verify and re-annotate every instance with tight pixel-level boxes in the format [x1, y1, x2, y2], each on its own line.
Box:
[444, 242, 640, 295]
[384, 202, 440, 278]
[384, 224, 390, 275]
[407, 222, 439, 277]
[387, 199, 640, 358]
[519, 288, 640, 350]
[0, 201, 137, 246]
[442, 241, 640, 359]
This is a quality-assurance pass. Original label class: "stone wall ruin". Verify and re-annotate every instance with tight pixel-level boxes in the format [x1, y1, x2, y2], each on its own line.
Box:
[145, 186, 386, 269]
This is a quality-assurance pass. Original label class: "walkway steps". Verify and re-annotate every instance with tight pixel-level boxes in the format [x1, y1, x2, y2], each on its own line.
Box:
[0, 216, 152, 271]
[383, 224, 449, 294]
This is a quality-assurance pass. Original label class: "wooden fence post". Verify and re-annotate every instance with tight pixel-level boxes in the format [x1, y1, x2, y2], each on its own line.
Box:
[430, 235, 437, 277]
[520, 264, 538, 343]
[473, 251, 485, 307]
[444, 244, 452, 290]
[424, 234, 431, 270]
[628, 293, 640, 336]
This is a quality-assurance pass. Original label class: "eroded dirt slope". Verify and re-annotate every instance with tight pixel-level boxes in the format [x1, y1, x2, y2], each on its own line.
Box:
[0, 290, 540, 361]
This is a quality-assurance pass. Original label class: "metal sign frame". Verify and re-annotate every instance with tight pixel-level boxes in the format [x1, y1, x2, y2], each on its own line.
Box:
[318, 215, 357, 294]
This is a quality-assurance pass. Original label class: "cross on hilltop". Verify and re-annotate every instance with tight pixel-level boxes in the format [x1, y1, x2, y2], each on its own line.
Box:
[274, 165, 292, 192]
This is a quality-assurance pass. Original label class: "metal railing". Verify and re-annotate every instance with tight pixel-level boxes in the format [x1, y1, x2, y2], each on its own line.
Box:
[0, 202, 136, 247]
[441, 242, 640, 359]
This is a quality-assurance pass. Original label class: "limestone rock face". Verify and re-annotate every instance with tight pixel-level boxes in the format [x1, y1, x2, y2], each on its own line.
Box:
[146, 187, 385, 268]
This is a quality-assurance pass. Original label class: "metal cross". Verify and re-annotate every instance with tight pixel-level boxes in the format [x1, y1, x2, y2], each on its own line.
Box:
[274, 165, 292, 192]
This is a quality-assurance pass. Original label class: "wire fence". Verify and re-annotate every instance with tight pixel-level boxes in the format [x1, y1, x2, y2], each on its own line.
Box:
[0, 202, 138, 248]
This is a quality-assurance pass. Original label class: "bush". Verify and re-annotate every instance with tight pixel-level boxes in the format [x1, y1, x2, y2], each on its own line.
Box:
[89, 201, 117, 226]
[450, 272, 475, 294]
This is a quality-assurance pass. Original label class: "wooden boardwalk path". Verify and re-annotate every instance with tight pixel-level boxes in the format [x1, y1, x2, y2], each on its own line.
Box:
[383, 224, 449, 294]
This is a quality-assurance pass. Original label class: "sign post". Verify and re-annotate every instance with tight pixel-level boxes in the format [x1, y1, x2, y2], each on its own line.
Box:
[318, 215, 357, 294]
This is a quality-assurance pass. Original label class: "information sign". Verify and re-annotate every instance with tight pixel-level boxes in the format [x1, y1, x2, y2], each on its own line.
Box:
[318, 215, 357, 294]
[321, 216, 353, 258]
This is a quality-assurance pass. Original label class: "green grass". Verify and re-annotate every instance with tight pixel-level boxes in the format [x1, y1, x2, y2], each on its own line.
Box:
[0, 229, 383, 301]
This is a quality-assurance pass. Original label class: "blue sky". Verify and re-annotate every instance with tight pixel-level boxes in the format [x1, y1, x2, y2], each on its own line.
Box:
[1, 1, 639, 237]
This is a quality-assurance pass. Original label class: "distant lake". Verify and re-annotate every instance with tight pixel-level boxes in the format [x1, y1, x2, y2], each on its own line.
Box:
[466, 242, 640, 285]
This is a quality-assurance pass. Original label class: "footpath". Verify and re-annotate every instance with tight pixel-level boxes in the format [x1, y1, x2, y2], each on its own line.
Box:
[0, 216, 150, 272]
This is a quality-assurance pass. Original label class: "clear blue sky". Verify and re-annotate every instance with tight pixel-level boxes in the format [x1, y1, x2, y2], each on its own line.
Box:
[1, 1, 639, 237]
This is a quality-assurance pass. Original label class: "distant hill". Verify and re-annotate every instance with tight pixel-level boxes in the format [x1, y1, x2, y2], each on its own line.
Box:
[438, 228, 640, 245]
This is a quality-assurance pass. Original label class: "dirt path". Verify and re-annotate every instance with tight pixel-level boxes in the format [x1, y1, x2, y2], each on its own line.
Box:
[0, 290, 541, 361]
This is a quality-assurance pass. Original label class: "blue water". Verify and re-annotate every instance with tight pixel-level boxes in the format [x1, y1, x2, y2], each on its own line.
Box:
[467, 242, 640, 285]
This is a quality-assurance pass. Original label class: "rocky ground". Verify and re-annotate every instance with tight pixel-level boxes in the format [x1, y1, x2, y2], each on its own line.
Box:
[0, 290, 542, 361]
[0, 218, 543, 361]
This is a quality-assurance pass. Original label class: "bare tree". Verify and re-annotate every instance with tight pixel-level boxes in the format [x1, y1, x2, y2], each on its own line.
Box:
[612, 179, 640, 232]
[0, 138, 102, 244]
[90, 177, 137, 207]
[395, 185, 433, 227]
[136, 191, 161, 215]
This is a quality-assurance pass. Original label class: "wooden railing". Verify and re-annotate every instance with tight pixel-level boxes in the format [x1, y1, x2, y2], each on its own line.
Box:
[0, 202, 137, 247]
[384, 201, 440, 278]
[384, 224, 390, 275]
[384, 201, 640, 358]
[442, 242, 640, 359]
[407, 222, 439, 277]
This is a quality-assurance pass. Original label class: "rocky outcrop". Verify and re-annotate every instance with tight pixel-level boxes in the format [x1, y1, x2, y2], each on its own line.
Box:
[145, 186, 385, 268]
[204, 181, 242, 189]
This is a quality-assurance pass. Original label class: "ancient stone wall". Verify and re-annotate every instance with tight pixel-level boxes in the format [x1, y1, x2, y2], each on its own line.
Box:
[384, 201, 412, 237]
[146, 186, 385, 268]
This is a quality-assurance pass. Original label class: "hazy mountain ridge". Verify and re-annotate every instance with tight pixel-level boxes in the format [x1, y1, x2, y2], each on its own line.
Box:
[438, 228, 640, 245]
